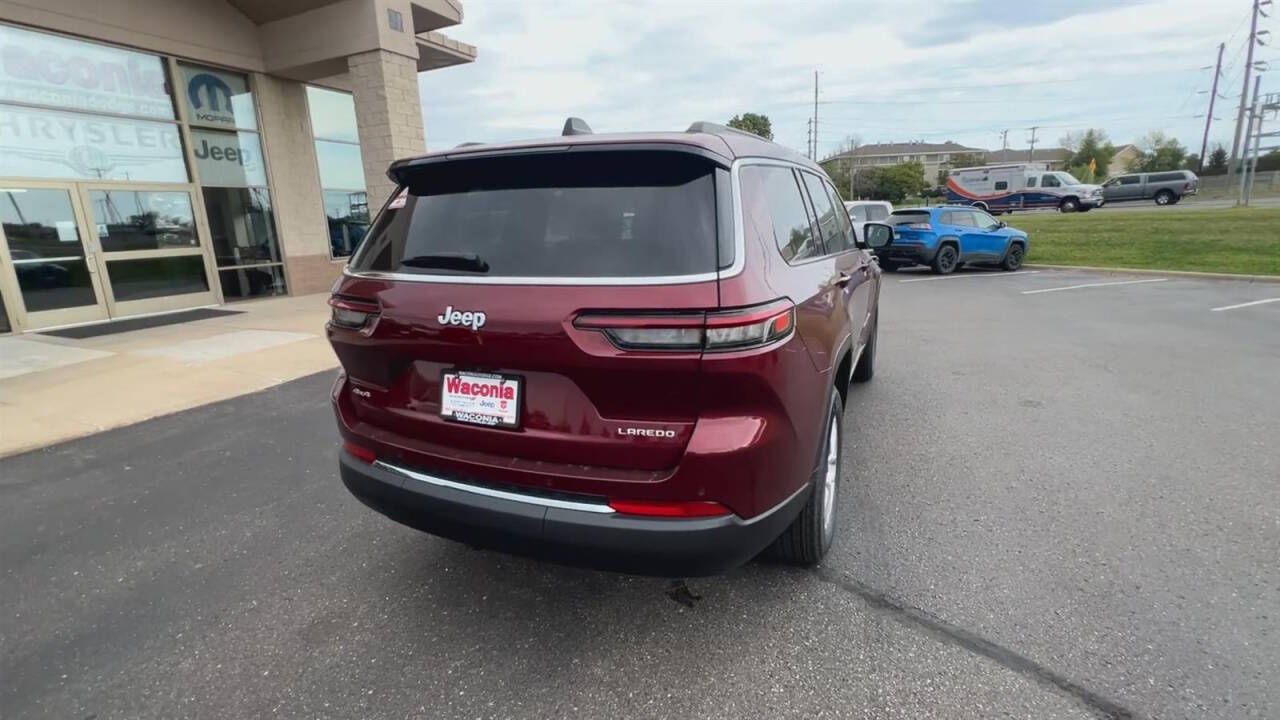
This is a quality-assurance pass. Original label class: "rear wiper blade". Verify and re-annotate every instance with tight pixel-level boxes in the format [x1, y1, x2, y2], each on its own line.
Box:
[399, 252, 489, 273]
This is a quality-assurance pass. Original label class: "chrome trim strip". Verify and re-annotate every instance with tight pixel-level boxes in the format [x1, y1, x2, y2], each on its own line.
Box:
[373, 460, 617, 514]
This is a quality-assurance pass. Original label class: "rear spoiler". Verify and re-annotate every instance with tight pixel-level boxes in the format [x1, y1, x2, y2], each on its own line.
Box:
[387, 141, 733, 185]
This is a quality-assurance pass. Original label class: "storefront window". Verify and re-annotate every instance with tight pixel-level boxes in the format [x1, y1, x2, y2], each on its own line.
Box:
[181, 62, 285, 301]
[306, 86, 368, 259]
[0, 105, 188, 182]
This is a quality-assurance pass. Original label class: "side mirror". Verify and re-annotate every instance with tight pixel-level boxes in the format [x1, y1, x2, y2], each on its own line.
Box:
[863, 222, 893, 249]
[997, 220, 1007, 229]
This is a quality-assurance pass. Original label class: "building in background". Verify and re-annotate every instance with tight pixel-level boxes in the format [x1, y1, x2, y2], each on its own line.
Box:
[827, 141, 987, 187]
[0, 0, 475, 334]
[982, 148, 1070, 170]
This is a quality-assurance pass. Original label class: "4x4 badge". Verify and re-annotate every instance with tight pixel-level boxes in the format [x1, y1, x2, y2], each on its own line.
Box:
[437, 305, 486, 331]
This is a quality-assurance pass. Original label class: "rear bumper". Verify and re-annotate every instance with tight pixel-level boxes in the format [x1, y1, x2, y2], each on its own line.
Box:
[876, 242, 934, 266]
[339, 451, 809, 576]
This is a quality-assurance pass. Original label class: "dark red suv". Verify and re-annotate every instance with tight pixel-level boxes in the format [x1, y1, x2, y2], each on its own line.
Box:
[328, 120, 890, 576]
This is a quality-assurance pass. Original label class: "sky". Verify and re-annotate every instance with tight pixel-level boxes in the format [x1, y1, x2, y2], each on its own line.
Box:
[417, 0, 1275, 160]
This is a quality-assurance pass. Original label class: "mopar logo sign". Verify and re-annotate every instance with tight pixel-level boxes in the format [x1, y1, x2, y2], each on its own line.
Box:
[187, 73, 235, 125]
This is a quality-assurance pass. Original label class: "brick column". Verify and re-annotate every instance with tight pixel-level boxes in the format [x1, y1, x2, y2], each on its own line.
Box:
[347, 49, 425, 209]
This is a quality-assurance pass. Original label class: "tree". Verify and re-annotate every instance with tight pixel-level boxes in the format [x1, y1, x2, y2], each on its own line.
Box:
[1258, 150, 1280, 172]
[1063, 129, 1116, 179]
[1129, 132, 1188, 173]
[864, 162, 929, 202]
[1206, 145, 1229, 174]
[726, 113, 773, 140]
[1182, 154, 1200, 172]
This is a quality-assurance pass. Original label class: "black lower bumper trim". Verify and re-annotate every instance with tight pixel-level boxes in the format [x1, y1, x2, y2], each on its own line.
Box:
[339, 452, 809, 576]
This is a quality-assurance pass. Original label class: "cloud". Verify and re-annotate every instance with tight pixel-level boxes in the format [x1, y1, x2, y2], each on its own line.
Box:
[418, 0, 1250, 158]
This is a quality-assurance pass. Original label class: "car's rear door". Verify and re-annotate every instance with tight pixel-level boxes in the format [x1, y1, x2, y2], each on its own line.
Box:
[329, 149, 727, 480]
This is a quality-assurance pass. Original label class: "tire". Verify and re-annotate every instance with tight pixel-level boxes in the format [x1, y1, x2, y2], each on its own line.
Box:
[1059, 197, 1079, 213]
[774, 386, 843, 566]
[1001, 243, 1025, 271]
[931, 244, 959, 274]
[1154, 190, 1174, 206]
[1078, 206, 1092, 213]
[879, 261, 900, 272]
[852, 309, 876, 383]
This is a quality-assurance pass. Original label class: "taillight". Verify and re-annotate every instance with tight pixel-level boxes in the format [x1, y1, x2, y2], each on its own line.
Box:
[575, 299, 794, 352]
[1184, 182, 1191, 191]
[607, 499, 732, 517]
[343, 440, 376, 463]
[329, 295, 379, 331]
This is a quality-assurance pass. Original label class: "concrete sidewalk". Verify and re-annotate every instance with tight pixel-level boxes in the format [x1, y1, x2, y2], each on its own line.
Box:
[0, 294, 337, 458]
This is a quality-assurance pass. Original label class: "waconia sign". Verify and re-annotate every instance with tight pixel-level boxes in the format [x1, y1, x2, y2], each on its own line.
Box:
[0, 24, 173, 119]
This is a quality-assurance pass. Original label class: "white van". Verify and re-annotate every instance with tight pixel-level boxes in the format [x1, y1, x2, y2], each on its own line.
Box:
[946, 163, 1104, 213]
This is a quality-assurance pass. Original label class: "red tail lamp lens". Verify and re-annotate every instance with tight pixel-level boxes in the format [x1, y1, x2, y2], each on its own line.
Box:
[607, 499, 732, 517]
[344, 441, 376, 464]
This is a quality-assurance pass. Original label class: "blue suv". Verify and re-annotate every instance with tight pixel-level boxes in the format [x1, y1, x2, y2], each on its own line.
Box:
[878, 206, 1029, 274]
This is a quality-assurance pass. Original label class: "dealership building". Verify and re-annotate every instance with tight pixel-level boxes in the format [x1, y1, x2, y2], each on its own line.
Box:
[0, 0, 475, 333]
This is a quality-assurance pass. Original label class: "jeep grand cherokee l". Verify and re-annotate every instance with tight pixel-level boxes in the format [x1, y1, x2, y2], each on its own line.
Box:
[328, 119, 890, 576]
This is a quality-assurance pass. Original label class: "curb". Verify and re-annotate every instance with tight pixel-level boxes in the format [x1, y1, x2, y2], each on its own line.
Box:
[1023, 264, 1280, 284]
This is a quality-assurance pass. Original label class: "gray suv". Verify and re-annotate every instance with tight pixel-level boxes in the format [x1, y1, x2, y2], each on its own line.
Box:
[1102, 170, 1199, 206]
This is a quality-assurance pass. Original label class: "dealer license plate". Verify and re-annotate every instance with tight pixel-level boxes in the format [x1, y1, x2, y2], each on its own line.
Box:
[440, 370, 521, 429]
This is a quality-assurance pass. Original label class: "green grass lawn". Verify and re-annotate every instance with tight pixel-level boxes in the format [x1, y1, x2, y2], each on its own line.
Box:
[1008, 207, 1280, 276]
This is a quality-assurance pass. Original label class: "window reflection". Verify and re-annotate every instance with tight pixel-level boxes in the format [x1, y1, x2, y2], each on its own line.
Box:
[323, 190, 369, 258]
[89, 190, 197, 251]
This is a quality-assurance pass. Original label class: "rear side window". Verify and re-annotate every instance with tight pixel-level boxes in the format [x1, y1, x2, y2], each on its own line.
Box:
[949, 211, 978, 228]
[866, 205, 889, 221]
[800, 172, 840, 254]
[994, 180, 1008, 190]
[744, 165, 820, 263]
[351, 151, 720, 278]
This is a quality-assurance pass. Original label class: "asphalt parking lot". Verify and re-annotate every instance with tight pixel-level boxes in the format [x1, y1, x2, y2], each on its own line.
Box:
[3, 268, 1277, 719]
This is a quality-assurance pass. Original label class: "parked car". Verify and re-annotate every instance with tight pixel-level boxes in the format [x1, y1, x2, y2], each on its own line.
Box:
[878, 206, 1029, 274]
[1102, 170, 1199, 206]
[947, 163, 1105, 213]
[328, 118, 892, 576]
[844, 200, 893, 241]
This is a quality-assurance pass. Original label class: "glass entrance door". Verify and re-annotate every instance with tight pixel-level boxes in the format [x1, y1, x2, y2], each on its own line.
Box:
[0, 184, 110, 329]
[80, 184, 218, 317]
[0, 182, 219, 332]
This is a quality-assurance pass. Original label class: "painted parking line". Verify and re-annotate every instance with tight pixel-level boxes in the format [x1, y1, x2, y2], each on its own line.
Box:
[1021, 278, 1169, 295]
[1210, 297, 1280, 312]
[898, 271, 1040, 284]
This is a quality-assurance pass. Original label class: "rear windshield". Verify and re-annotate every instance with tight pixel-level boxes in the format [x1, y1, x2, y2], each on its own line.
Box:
[349, 151, 722, 279]
[889, 210, 931, 225]
[866, 205, 889, 221]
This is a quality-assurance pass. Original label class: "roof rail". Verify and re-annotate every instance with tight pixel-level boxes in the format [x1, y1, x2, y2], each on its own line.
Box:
[562, 117, 593, 136]
[686, 121, 767, 141]
[454, 141, 483, 148]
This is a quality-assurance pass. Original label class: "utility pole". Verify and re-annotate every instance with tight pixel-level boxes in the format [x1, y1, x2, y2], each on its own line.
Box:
[1229, 0, 1270, 180]
[812, 70, 819, 161]
[807, 119, 813, 160]
[999, 129, 1009, 152]
[1199, 43, 1226, 173]
[1027, 126, 1040, 163]
[1239, 76, 1262, 205]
